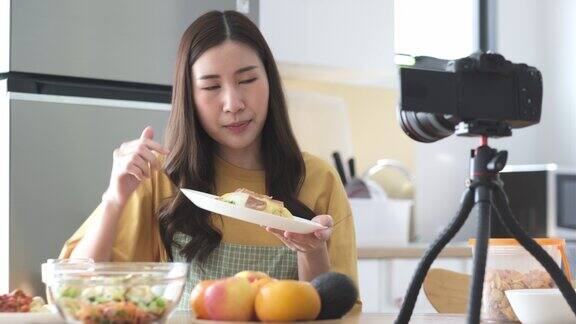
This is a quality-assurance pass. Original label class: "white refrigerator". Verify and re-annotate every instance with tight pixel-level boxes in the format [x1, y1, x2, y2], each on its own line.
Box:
[1, 0, 260, 297]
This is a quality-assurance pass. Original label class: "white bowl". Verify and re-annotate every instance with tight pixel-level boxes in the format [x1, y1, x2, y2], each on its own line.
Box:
[505, 289, 576, 324]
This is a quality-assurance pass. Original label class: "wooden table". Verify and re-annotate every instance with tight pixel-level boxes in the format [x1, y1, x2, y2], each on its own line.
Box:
[167, 312, 484, 323]
[0, 312, 500, 323]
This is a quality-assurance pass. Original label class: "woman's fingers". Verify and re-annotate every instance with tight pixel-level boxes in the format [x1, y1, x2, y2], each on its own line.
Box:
[126, 164, 144, 181]
[265, 227, 283, 236]
[142, 138, 170, 155]
[310, 215, 334, 241]
[119, 138, 169, 157]
[284, 231, 309, 242]
[104, 127, 167, 207]
[123, 153, 150, 178]
[139, 126, 170, 154]
[265, 227, 321, 252]
[285, 230, 329, 245]
[117, 142, 161, 172]
[311, 214, 334, 227]
[314, 228, 333, 241]
[135, 145, 160, 170]
[268, 227, 317, 246]
[265, 227, 300, 251]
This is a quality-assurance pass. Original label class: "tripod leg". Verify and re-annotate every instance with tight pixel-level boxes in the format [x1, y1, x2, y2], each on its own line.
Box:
[395, 188, 475, 324]
[467, 186, 491, 324]
[493, 185, 576, 316]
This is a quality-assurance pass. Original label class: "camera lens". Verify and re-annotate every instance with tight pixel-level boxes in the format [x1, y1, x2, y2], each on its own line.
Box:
[397, 106, 458, 143]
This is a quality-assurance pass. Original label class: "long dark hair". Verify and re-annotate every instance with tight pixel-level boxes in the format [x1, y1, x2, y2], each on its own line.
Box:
[159, 11, 315, 263]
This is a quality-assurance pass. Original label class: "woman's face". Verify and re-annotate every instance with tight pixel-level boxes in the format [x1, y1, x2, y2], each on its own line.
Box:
[192, 40, 269, 151]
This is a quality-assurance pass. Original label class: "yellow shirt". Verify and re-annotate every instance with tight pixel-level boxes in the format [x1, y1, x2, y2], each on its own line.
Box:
[60, 151, 361, 311]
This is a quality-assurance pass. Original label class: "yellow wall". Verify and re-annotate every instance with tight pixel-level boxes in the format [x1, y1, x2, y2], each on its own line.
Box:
[282, 78, 415, 174]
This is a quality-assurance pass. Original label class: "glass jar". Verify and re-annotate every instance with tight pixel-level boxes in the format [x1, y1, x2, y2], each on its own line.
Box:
[468, 238, 571, 322]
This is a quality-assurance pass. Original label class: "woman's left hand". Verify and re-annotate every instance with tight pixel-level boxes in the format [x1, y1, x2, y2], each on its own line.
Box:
[265, 214, 333, 253]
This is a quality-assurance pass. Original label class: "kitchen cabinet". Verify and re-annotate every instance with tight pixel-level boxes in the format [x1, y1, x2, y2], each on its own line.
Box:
[357, 245, 472, 313]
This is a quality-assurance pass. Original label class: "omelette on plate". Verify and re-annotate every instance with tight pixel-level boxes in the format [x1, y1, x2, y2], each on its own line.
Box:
[218, 188, 293, 219]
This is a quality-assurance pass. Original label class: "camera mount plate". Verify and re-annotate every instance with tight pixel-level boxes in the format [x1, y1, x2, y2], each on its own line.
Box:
[455, 120, 512, 138]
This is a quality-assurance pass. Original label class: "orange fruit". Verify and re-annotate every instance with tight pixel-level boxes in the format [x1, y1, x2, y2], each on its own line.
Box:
[255, 280, 321, 322]
[189, 280, 215, 319]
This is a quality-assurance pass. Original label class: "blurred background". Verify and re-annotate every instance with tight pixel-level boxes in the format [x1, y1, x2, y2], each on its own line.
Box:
[1, 0, 575, 313]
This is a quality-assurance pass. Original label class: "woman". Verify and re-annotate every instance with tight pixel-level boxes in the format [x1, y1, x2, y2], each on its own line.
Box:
[60, 10, 360, 311]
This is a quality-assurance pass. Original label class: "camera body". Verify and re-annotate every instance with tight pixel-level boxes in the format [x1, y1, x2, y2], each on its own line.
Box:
[398, 52, 542, 142]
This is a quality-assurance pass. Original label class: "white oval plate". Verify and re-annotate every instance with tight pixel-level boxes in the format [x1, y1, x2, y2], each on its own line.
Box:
[180, 189, 326, 234]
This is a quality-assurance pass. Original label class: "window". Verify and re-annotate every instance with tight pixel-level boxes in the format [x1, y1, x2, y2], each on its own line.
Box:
[394, 0, 476, 59]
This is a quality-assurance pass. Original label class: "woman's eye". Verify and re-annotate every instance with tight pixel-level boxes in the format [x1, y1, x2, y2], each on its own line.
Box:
[202, 85, 220, 91]
[239, 77, 258, 84]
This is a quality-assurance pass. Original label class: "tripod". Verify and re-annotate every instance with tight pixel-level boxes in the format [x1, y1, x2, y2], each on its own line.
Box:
[395, 134, 576, 324]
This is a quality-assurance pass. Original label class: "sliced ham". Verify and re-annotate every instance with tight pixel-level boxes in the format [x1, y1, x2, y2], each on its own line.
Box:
[245, 195, 267, 211]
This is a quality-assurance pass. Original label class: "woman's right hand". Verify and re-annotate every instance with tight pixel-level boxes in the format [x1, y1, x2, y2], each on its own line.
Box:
[102, 126, 169, 208]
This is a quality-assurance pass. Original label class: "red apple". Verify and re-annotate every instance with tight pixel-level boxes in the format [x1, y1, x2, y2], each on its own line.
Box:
[189, 280, 215, 319]
[203, 277, 256, 321]
[234, 270, 269, 283]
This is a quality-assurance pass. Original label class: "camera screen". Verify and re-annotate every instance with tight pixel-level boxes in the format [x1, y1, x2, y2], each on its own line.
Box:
[400, 69, 458, 115]
[460, 73, 518, 120]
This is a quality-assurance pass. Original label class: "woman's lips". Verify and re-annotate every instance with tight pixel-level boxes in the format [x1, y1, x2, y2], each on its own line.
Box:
[224, 120, 251, 134]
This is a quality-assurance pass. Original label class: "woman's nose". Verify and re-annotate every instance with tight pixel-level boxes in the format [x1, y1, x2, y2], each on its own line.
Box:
[222, 86, 245, 113]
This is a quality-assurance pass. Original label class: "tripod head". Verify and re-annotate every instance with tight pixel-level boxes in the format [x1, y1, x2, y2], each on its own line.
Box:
[467, 133, 509, 181]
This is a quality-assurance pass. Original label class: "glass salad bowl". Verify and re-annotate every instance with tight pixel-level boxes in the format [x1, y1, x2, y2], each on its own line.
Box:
[42, 259, 188, 324]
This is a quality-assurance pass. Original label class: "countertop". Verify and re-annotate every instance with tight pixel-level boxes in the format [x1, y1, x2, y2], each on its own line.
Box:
[0, 312, 496, 323]
[168, 312, 486, 323]
[357, 243, 472, 259]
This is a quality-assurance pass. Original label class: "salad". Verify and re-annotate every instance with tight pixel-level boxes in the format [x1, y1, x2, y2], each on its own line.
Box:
[54, 281, 171, 324]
